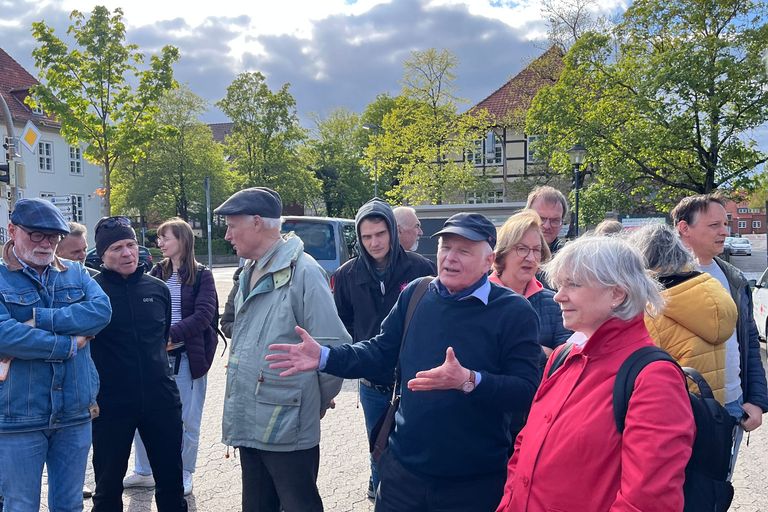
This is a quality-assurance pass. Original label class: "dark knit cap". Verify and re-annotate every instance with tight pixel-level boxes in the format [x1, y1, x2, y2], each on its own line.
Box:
[94, 216, 136, 258]
[214, 187, 282, 217]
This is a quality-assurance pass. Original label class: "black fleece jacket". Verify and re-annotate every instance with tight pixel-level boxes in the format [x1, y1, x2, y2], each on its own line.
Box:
[92, 267, 180, 416]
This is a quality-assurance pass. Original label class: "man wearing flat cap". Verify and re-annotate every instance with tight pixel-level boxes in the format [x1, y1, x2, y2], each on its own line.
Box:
[216, 187, 349, 512]
[0, 198, 112, 511]
[267, 212, 541, 512]
[89, 216, 187, 512]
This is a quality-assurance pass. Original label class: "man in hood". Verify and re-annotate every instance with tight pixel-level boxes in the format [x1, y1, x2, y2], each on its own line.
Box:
[330, 198, 435, 499]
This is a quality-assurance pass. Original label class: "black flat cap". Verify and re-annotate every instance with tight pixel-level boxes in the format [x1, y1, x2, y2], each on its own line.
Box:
[432, 212, 497, 249]
[11, 198, 70, 234]
[214, 187, 282, 217]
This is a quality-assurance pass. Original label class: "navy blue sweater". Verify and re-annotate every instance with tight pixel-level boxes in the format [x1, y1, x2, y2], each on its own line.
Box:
[324, 279, 541, 479]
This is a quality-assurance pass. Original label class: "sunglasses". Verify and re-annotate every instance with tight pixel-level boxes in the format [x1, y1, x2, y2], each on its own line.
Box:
[95, 216, 132, 236]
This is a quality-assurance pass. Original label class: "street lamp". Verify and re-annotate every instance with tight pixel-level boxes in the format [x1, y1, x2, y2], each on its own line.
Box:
[567, 142, 587, 237]
[362, 123, 381, 198]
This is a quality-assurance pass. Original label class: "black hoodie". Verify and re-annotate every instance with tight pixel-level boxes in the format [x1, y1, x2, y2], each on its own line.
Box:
[332, 198, 435, 384]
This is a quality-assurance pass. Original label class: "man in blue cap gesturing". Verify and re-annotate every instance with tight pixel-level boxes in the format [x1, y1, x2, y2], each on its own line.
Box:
[267, 212, 542, 512]
[0, 198, 112, 511]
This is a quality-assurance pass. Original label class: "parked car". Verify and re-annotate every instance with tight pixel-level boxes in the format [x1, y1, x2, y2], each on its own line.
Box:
[281, 216, 357, 274]
[85, 245, 154, 272]
[753, 268, 768, 341]
[728, 237, 752, 256]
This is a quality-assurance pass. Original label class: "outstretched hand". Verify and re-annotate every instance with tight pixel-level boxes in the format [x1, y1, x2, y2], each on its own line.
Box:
[407, 347, 470, 392]
[266, 326, 322, 377]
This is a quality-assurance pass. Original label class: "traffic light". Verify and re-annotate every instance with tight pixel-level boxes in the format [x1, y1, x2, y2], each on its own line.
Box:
[0, 163, 9, 184]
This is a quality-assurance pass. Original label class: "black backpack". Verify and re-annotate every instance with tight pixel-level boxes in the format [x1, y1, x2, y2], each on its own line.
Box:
[192, 264, 228, 355]
[548, 344, 735, 512]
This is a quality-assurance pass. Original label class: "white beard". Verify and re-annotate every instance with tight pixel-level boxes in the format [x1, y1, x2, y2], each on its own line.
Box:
[409, 240, 419, 252]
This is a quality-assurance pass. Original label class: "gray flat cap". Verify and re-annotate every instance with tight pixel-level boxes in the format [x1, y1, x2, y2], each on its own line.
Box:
[214, 187, 282, 217]
[11, 198, 70, 234]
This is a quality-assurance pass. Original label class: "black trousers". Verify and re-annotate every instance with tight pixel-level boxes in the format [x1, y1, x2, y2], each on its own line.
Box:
[374, 450, 506, 512]
[91, 406, 187, 512]
[239, 445, 322, 512]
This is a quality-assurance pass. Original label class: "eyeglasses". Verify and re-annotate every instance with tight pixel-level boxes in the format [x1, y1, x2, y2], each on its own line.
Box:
[95, 216, 131, 236]
[18, 226, 65, 244]
[540, 217, 563, 228]
[514, 245, 543, 259]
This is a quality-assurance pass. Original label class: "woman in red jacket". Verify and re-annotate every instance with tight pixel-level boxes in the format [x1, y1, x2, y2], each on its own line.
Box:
[496, 236, 695, 512]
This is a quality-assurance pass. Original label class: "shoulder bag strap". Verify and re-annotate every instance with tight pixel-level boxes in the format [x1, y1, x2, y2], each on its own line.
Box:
[392, 276, 433, 398]
[546, 343, 574, 379]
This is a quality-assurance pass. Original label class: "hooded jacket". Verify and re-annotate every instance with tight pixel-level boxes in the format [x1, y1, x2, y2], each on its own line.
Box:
[331, 199, 435, 381]
[644, 271, 737, 404]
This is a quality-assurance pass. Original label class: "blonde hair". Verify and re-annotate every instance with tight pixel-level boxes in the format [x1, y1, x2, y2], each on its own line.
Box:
[493, 209, 551, 276]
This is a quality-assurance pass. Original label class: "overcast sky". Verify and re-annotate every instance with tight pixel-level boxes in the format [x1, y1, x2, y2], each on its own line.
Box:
[0, 0, 631, 124]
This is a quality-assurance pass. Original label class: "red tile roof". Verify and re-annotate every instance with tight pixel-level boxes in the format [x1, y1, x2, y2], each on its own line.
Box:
[0, 48, 60, 130]
[470, 45, 564, 125]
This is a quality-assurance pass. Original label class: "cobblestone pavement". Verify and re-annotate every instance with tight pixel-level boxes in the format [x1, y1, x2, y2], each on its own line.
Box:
[36, 266, 767, 511]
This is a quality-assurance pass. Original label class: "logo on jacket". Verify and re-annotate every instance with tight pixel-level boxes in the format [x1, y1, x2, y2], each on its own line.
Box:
[143, 297, 154, 303]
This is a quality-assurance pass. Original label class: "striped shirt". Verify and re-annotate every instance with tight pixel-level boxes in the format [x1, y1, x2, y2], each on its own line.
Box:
[167, 271, 182, 326]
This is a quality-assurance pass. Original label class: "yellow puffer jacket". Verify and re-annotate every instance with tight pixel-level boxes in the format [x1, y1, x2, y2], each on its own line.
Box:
[645, 272, 737, 404]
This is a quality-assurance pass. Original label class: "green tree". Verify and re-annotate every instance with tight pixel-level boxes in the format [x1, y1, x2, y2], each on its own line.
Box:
[217, 72, 319, 205]
[362, 49, 492, 204]
[30, 6, 179, 215]
[302, 109, 371, 217]
[527, 0, 768, 220]
[112, 86, 231, 226]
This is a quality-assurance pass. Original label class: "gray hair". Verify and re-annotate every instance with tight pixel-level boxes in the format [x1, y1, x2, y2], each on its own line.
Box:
[260, 216, 283, 230]
[67, 221, 87, 238]
[542, 235, 664, 320]
[627, 224, 695, 277]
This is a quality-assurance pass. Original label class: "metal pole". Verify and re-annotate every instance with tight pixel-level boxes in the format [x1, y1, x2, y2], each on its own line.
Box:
[765, 200, 767, 268]
[0, 94, 17, 211]
[205, 176, 213, 268]
[374, 155, 379, 198]
[573, 164, 581, 237]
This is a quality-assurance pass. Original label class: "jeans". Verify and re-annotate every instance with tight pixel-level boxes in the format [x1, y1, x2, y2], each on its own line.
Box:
[359, 381, 394, 489]
[724, 394, 745, 481]
[134, 354, 208, 475]
[0, 422, 91, 512]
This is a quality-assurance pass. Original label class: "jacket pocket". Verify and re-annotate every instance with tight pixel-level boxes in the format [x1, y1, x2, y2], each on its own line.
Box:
[1, 289, 40, 320]
[253, 385, 302, 445]
[53, 285, 85, 306]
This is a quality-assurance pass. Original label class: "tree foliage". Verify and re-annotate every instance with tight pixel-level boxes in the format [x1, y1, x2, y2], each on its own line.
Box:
[301, 109, 371, 217]
[30, 6, 179, 215]
[216, 72, 319, 206]
[527, 0, 768, 220]
[362, 49, 493, 204]
[111, 86, 231, 226]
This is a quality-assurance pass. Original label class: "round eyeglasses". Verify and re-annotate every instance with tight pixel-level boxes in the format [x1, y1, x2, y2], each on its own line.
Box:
[514, 245, 543, 259]
[19, 226, 65, 244]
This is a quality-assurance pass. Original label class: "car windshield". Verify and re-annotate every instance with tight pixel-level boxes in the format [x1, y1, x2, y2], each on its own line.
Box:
[282, 221, 337, 261]
[733, 239, 749, 245]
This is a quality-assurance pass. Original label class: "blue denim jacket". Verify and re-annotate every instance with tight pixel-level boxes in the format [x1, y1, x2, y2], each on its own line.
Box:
[0, 242, 112, 432]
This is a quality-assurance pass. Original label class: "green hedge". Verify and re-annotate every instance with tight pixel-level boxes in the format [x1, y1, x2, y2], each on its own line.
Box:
[194, 237, 235, 255]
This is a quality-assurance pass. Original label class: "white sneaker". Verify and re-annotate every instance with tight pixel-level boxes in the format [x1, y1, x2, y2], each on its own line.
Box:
[183, 471, 193, 496]
[123, 472, 155, 488]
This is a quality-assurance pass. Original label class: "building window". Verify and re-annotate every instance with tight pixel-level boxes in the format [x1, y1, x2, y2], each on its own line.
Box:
[753, 220, 761, 229]
[466, 190, 504, 204]
[69, 146, 82, 175]
[31, 105, 44, 115]
[38, 142, 53, 172]
[738, 220, 747, 229]
[527, 135, 542, 163]
[749, 208, 761, 213]
[468, 133, 502, 166]
[737, 208, 748, 214]
[72, 195, 84, 222]
[727, 213, 732, 220]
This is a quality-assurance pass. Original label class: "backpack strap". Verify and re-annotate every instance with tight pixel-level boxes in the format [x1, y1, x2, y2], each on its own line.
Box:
[546, 343, 574, 378]
[613, 346, 681, 434]
[192, 263, 205, 298]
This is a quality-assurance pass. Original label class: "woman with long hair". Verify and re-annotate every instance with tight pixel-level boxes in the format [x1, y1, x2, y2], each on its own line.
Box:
[123, 218, 219, 496]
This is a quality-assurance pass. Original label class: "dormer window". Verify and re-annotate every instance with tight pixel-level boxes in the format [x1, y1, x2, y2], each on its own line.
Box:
[31, 105, 44, 115]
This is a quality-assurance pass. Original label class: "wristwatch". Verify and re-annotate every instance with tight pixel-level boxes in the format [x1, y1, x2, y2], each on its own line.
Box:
[461, 370, 476, 394]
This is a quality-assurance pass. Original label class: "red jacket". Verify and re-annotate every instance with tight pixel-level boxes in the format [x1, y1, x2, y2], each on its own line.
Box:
[496, 315, 695, 512]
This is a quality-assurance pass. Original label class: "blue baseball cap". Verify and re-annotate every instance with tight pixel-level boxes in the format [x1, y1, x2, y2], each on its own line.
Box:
[432, 213, 497, 249]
